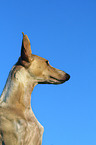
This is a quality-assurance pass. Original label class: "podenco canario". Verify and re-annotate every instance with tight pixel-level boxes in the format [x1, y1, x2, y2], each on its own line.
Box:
[0, 33, 70, 145]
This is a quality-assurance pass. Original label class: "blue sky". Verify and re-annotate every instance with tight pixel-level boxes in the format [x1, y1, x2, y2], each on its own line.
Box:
[0, 0, 96, 145]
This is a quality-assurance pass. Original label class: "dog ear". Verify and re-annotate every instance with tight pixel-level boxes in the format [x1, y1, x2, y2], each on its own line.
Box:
[21, 32, 32, 62]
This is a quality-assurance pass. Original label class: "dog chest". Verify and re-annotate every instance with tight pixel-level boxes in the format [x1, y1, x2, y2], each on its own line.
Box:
[0, 108, 43, 145]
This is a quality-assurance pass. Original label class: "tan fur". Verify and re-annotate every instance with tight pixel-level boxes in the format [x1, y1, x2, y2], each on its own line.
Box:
[0, 33, 70, 145]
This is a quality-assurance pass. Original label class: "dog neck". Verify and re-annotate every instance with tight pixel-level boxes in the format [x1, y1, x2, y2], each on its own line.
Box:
[0, 65, 37, 112]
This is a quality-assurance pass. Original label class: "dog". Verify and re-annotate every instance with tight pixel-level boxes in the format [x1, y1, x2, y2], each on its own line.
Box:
[0, 32, 70, 145]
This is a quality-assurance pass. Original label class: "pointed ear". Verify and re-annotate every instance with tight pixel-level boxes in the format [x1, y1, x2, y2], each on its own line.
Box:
[21, 32, 32, 62]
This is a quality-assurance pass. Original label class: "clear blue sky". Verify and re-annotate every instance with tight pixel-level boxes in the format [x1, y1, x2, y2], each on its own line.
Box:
[0, 0, 96, 145]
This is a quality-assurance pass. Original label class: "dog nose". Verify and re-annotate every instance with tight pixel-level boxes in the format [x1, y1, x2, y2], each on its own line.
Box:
[66, 73, 70, 81]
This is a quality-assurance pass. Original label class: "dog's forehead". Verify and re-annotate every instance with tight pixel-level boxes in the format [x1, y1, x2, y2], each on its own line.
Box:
[31, 54, 47, 62]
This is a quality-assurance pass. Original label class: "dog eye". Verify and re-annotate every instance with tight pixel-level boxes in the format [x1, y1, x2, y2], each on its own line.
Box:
[46, 60, 49, 65]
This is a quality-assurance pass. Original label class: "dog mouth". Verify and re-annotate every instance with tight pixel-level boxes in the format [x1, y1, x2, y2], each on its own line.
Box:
[38, 74, 70, 84]
[49, 74, 70, 84]
[38, 73, 70, 84]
